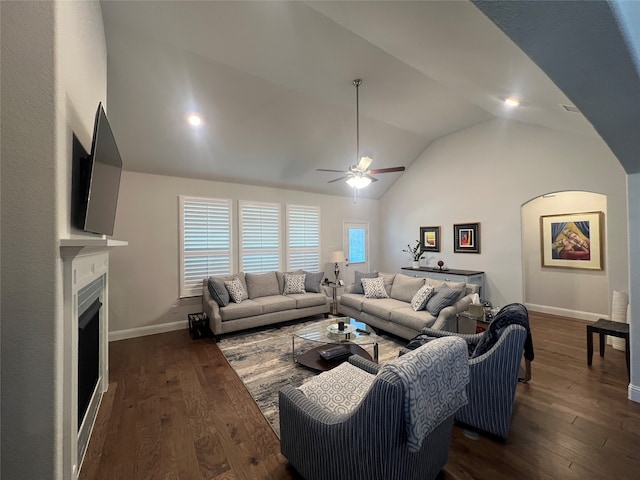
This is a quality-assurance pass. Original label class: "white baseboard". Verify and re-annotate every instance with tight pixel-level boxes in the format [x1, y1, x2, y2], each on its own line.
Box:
[629, 384, 640, 403]
[525, 303, 605, 322]
[109, 320, 186, 342]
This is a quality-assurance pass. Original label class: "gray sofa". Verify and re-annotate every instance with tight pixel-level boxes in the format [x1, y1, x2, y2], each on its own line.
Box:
[202, 271, 330, 338]
[338, 272, 479, 340]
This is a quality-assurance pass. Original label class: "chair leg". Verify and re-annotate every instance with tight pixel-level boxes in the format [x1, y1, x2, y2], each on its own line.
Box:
[587, 326, 594, 366]
[599, 332, 606, 357]
[518, 358, 531, 383]
[626, 338, 631, 380]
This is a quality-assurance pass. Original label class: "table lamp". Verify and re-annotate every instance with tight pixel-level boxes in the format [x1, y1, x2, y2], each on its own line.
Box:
[329, 250, 346, 282]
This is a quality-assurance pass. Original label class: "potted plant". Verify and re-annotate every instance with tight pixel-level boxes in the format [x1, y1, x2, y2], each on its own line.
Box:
[403, 241, 424, 268]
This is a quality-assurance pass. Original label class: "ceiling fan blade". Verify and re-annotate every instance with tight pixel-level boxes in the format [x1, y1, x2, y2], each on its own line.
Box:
[368, 166, 405, 174]
[328, 175, 351, 183]
[316, 168, 349, 173]
[356, 156, 373, 172]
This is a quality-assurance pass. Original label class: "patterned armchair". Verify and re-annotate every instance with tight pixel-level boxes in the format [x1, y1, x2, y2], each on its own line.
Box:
[278, 336, 470, 480]
[415, 303, 532, 438]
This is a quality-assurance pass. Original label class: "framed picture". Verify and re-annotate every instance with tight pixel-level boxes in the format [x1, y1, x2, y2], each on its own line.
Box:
[419, 226, 440, 252]
[540, 211, 603, 270]
[454, 223, 480, 253]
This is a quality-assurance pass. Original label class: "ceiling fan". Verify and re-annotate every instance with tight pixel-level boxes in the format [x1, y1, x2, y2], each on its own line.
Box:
[317, 79, 405, 191]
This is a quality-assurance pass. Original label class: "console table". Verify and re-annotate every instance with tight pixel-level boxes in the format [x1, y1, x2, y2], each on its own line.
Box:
[400, 267, 485, 300]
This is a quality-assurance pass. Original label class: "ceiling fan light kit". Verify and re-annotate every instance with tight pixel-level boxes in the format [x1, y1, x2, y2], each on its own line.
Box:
[316, 79, 405, 197]
[346, 175, 372, 189]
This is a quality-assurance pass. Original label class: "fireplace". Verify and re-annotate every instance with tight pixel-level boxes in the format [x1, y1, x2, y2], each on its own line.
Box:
[60, 238, 127, 479]
[78, 293, 101, 429]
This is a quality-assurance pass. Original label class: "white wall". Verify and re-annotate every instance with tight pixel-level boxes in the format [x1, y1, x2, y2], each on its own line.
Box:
[1, 1, 106, 478]
[108, 171, 379, 337]
[379, 118, 628, 314]
[628, 173, 640, 401]
[522, 191, 608, 319]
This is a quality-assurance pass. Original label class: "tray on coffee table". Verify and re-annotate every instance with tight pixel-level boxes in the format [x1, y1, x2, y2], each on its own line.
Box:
[292, 317, 381, 371]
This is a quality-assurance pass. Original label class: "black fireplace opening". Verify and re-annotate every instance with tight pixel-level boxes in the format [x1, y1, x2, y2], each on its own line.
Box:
[78, 298, 101, 429]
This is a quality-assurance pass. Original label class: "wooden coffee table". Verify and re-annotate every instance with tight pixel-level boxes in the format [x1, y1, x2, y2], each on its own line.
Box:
[292, 317, 381, 372]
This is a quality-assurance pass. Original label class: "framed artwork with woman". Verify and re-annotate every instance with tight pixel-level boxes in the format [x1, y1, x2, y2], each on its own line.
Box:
[540, 211, 603, 270]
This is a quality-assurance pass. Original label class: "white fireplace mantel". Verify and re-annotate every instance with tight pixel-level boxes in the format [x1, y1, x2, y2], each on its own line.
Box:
[60, 238, 128, 257]
[59, 237, 127, 479]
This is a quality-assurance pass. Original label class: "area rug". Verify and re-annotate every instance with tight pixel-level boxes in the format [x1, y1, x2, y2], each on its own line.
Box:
[217, 315, 406, 437]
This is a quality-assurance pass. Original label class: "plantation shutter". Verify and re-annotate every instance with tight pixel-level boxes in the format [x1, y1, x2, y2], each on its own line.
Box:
[179, 196, 232, 297]
[239, 201, 281, 273]
[286, 204, 320, 271]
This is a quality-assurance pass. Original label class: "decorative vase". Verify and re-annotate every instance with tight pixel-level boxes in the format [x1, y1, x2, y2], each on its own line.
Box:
[412, 261, 420, 269]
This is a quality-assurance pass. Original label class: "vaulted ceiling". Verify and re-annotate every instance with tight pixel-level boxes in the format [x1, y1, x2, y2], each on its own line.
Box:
[101, 1, 634, 199]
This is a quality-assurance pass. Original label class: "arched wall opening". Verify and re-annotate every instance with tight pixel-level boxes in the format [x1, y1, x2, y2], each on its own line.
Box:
[522, 190, 609, 320]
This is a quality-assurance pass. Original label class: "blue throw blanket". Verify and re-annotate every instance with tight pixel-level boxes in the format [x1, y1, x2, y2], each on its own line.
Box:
[380, 336, 469, 452]
[472, 303, 534, 360]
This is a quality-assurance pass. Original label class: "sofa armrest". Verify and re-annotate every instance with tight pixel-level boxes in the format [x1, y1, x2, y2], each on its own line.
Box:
[430, 305, 458, 331]
[421, 327, 484, 345]
[453, 293, 474, 314]
[202, 279, 222, 334]
[348, 354, 381, 374]
[343, 283, 357, 294]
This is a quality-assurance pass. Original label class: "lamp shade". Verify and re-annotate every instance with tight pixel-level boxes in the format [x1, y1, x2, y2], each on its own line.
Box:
[329, 250, 346, 263]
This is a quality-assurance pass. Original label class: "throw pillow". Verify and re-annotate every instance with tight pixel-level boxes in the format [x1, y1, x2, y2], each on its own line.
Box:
[425, 283, 466, 316]
[283, 273, 306, 295]
[207, 276, 230, 307]
[353, 271, 378, 294]
[361, 276, 389, 299]
[297, 362, 375, 414]
[303, 271, 324, 293]
[410, 284, 435, 311]
[276, 270, 303, 294]
[224, 277, 247, 304]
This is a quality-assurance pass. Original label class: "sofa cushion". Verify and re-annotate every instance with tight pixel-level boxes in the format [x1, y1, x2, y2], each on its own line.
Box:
[284, 273, 306, 294]
[276, 270, 303, 294]
[225, 277, 249, 303]
[424, 278, 445, 289]
[361, 298, 407, 320]
[253, 295, 297, 314]
[245, 272, 280, 299]
[340, 293, 365, 311]
[208, 277, 230, 307]
[288, 292, 327, 309]
[390, 307, 438, 332]
[303, 271, 324, 293]
[411, 284, 435, 311]
[390, 274, 425, 303]
[353, 271, 378, 294]
[362, 277, 389, 299]
[378, 272, 397, 296]
[425, 283, 466, 316]
[219, 299, 263, 321]
[298, 362, 375, 414]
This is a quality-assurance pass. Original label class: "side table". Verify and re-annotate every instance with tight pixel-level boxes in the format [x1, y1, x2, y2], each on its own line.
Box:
[587, 318, 630, 379]
[326, 283, 340, 315]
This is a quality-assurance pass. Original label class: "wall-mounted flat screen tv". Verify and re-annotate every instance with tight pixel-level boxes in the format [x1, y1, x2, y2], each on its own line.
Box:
[81, 102, 123, 235]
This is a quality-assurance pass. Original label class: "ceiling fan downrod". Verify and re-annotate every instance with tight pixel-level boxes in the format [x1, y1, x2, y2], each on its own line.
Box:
[354, 79, 362, 166]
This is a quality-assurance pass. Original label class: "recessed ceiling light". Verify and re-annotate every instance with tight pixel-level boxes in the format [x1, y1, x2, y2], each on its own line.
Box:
[187, 114, 202, 127]
[504, 97, 520, 107]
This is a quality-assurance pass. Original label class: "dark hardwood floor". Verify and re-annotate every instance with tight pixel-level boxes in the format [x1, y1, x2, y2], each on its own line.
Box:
[80, 312, 640, 480]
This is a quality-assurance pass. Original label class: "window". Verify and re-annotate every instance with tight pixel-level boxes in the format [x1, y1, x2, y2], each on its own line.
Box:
[348, 227, 366, 263]
[239, 201, 281, 273]
[286, 204, 320, 271]
[179, 196, 232, 297]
